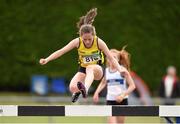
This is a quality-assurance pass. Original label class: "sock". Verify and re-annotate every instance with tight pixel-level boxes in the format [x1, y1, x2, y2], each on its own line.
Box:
[84, 83, 89, 93]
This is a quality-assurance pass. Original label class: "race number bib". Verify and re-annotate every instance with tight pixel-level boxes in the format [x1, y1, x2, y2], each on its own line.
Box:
[82, 54, 101, 64]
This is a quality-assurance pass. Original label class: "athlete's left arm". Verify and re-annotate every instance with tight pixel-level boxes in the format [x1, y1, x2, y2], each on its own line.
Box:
[116, 67, 136, 102]
[98, 38, 123, 73]
[122, 67, 136, 97]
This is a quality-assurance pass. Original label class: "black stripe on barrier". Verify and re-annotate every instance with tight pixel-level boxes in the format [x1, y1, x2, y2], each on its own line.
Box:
[18, 106, 65, 116]
[112, 106, 159, 116]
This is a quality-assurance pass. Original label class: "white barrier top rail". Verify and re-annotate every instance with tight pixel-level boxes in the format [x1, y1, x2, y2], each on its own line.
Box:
[0, 105, 179, 117]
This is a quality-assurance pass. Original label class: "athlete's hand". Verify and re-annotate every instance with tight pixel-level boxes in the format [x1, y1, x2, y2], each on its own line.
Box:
[116, 93, 126, 103]
[39, 58, 48, 65]
[93, 93, 99, 103]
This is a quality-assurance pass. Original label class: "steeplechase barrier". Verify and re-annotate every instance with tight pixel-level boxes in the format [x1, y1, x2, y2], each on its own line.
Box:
[0, 105, 180, 117]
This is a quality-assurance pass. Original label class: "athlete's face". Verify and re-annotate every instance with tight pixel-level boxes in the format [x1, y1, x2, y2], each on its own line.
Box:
[107, 52, 119, 67]
[167, 66, 176, 77]
[81, 33, 94, 48]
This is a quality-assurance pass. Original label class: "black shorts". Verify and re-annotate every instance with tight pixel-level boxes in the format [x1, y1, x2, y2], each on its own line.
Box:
[78, 65, 105, 74]
[106, 98, 128, 105]
[78, 66, 86, 74]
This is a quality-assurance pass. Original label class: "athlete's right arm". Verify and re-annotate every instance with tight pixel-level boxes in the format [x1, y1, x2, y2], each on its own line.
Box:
[98, 38, 124, 74]
[39, 38, 79, 65]
[93, 77, 107, 103]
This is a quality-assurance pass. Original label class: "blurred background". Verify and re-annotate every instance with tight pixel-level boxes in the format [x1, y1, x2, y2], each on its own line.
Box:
[0, 0, 180, 123]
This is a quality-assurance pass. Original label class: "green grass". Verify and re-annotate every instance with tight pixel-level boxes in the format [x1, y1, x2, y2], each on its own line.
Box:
[0, 116, 166, 123]
[0, 117, 106, 123]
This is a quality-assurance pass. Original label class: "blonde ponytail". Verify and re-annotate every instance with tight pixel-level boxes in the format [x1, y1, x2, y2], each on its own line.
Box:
[119, 45, 131, 71]
[77, 8, 97, 29]
[77, 8, 97, 36]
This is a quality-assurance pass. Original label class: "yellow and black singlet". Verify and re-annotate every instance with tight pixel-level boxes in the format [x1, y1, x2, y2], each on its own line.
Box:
[77, 36, 104, 67]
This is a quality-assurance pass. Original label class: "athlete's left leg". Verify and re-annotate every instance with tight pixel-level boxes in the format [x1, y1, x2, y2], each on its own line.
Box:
[85, 64, 103, 93]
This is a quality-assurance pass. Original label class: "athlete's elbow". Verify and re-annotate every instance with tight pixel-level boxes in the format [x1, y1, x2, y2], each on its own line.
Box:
[132, 83, 136, 91]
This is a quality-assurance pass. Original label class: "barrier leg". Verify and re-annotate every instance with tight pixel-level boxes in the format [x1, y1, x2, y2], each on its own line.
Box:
[164, 117, 174, 124]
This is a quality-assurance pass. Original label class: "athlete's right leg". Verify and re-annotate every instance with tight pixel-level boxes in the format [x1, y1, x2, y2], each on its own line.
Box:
[69, 72, 86, 93]
[108, 116, 117, 124]
[116, 116, 125, 124]
[69, 72, 86, 102]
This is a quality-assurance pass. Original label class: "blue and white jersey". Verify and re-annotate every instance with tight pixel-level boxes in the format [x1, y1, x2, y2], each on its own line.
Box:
[106, 67, 128, 101]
